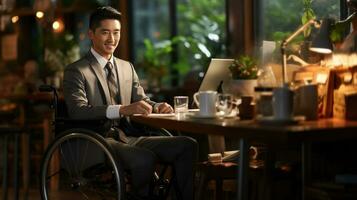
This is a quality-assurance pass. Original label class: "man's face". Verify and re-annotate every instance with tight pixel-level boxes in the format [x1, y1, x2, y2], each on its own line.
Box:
[88, 19, 121, 59]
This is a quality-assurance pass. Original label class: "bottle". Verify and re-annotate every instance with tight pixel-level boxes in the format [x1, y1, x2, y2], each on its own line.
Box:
[254, 66, 276, 118]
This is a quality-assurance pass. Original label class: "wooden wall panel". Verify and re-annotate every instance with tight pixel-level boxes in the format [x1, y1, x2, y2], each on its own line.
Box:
[115, 0, 130, 60]
[227, 0, 255, 57]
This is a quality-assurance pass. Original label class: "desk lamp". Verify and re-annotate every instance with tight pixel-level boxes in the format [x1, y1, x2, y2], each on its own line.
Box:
[280, 19, 333, 85]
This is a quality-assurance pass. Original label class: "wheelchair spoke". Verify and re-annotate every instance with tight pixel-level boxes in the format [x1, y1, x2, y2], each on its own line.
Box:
[59, 143, 74, 178]
[41, 132, 124, 200]
[77, 189, 89, 200]
[79, 140, 90, 177]
[75, 138, 80, 174]
[65, 139, 80, 176]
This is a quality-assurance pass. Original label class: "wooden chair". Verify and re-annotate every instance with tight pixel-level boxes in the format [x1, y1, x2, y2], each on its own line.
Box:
[195, 135, 264, 200]
[0, 102, 26, 200]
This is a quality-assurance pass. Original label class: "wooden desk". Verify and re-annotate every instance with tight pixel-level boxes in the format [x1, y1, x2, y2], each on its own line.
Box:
[131, 114, 357, 200]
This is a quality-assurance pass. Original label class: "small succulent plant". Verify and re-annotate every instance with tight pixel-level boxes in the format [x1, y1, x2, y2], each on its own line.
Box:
[228, 55, 258, 80]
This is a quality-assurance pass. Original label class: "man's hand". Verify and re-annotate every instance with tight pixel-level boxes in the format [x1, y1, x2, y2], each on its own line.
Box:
[156, 102, 173, 113]
[119, 100, 152, 116]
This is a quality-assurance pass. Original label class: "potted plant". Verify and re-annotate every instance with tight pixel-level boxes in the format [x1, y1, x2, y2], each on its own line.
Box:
[224, 55, 258, 96]
[44, 32, 80, 88]
[229, 55, 258, 80]
[140, 39, 172, 89]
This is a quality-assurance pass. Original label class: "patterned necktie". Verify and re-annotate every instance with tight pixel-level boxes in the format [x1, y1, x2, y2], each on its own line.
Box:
[105, 62, 128, 143]
[105, 62, 117, 105]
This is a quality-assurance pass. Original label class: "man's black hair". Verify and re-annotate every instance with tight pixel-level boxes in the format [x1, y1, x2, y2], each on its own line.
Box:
[89, 6, 121, 31]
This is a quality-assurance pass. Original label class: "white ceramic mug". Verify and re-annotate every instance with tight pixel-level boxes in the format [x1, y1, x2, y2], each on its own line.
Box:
[193, 91, 217, 117]
[272, 86, 294, 120]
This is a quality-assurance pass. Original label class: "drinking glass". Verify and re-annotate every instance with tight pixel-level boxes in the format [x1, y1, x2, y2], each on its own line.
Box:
[174, 96, 189, 114]
[216, 93, 233, 116]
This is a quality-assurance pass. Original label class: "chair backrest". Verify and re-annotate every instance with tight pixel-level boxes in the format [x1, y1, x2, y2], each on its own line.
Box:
[39, 85, 106, 135]
[39, 85, 107, 169]
[56, 98, 69, 120]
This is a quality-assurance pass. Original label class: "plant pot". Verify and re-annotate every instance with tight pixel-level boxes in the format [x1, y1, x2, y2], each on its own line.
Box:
[222, 79, 257, 97]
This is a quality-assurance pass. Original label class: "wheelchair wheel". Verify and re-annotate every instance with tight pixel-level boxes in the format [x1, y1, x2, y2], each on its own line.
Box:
[40, 129, 125, 200]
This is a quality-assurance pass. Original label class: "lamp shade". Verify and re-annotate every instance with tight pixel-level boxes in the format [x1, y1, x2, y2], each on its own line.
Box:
[309, 18, 334, 54]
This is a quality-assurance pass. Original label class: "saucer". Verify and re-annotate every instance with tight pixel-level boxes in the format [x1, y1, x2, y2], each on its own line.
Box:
[188, 112, 218, 119]
[256, 116, 305, 125]
[147, 113, 176, 117]
[216, 111, 238, 119]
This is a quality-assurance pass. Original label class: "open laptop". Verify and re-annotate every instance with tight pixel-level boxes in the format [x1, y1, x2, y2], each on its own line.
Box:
[198, 58, 234, 92]
[197, 58, 235, 154]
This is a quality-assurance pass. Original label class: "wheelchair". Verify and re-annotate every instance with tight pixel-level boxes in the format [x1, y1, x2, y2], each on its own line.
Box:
[39, 85, 174, 200]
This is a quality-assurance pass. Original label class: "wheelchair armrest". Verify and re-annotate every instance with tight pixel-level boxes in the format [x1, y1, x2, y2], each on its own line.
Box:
[56, 118, 173, 137]
[155, 128, 173, 137]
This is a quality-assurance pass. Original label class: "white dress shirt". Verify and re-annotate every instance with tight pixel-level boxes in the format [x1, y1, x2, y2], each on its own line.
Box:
[90, 48, 121, 119]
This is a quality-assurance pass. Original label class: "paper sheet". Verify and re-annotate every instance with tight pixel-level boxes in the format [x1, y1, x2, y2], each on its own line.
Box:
[133, 113, 175, 117]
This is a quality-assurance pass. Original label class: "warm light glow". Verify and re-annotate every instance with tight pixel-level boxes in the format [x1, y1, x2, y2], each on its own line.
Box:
[52, 19, 65, 33]
[11, 16, 19, 23]
[309, 47, 332, 54]
[324, 53, 357, 68]
[36, 11, 44, 19]
[52, 21, 60, 29]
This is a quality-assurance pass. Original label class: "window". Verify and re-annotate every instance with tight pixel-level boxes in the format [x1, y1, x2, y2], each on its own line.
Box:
[131, 0, 227, 88]
[132, 0, 170, 62]
[176, 0, 227, 75]
[259, 0, 343, 64]
[262, 0, 341, 41]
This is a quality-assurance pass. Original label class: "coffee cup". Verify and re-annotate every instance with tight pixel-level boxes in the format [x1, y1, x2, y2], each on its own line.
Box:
[193, 91, 217, 117]
[273, 86, 294, 120]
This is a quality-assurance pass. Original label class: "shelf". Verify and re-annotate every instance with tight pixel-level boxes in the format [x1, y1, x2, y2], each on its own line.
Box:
[0, 0, 99, 17]
[0, 7, 35, 16]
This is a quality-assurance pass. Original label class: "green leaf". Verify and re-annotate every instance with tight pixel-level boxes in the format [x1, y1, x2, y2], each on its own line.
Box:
[229, 55, 258, 79]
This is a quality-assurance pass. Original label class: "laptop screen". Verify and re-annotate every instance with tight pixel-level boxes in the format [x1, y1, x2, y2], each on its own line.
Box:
[198, 58, 234, 92]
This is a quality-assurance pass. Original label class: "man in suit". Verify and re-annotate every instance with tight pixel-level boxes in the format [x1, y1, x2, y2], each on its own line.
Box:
[63, 6, 197, 200]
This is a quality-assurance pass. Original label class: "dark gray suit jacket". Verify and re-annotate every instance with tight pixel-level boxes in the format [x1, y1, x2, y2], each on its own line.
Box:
[63, 51, 156, 134]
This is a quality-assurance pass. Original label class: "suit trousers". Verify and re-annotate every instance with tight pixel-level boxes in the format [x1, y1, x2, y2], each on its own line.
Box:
[106, 135, 198, 199]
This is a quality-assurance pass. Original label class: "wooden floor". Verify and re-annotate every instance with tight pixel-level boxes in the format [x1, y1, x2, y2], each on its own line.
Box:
[0, 179, 238, 200]
[0, 184, 236, 200]
[1, 187, 118, 199]
[0, 188, 41, 200]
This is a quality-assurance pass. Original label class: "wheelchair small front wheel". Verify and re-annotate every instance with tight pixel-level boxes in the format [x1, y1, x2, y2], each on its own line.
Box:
[40, 129, 125, 200]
